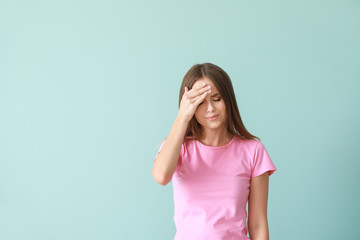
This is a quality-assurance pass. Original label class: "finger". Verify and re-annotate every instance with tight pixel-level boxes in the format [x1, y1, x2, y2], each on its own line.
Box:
[189, 82, 206, 93]
[193, 82, 207, 91]
[193, 89, 210, 104]
[188, 84, 211, 99]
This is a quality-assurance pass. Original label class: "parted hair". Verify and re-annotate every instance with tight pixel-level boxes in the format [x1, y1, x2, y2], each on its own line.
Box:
[156, 62, 259, 151]
[179, 63, 259, 144]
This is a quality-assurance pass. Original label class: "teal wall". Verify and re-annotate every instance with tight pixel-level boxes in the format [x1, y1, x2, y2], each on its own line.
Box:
[1, 1, 359, 239]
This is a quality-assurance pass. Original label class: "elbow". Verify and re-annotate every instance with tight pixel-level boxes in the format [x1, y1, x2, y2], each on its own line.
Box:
[152, 168, 171, 186]
[248, 221, 269, 240]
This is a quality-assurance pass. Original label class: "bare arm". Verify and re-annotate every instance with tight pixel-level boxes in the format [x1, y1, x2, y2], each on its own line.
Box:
[152, 114, 188, 186]
[152, 81, 212, 186]
[248, 171, 270, 240]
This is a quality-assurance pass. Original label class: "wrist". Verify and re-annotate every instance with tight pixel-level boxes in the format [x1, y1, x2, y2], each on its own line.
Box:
[176, 113, 191, 125]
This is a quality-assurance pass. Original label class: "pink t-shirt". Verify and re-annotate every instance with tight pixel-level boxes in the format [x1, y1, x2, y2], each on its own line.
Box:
[153, 135, 277, 240]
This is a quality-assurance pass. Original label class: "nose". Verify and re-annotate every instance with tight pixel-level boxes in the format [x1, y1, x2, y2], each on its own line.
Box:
[206, 101, 215, 112]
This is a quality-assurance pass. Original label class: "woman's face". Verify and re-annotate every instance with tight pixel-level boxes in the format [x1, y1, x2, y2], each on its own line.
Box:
[193, 77, 228, 132]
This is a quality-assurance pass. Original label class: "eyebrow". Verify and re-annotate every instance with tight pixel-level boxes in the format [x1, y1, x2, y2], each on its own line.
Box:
[210, 93, 220, 97]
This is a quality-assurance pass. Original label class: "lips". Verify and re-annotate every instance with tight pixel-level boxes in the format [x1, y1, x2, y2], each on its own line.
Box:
[206, 114, 219, 120]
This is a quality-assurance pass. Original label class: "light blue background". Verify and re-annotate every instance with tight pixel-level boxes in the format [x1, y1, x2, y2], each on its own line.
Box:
[1, 0, 359, 239]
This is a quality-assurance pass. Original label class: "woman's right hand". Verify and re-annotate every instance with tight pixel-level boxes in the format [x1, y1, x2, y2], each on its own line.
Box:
[178, 82, 212, 123]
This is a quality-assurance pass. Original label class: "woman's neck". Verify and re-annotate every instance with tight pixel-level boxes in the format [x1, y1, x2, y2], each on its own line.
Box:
[199, 132, 234, 147]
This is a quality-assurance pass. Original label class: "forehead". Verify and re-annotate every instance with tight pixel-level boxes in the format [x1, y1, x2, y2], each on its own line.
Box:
[193, 77, 217, 90]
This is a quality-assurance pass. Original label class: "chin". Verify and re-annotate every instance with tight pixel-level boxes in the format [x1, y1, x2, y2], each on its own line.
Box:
[205, 122, 223, 129]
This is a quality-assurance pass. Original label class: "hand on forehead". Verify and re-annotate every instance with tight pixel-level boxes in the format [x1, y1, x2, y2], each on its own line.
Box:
[193, 77, 215, 89]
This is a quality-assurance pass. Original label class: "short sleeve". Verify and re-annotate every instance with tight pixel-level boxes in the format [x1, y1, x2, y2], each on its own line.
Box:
[153, 140, 167, 163]
[153, 140, 184, 169]
[251, 140, 277, 178]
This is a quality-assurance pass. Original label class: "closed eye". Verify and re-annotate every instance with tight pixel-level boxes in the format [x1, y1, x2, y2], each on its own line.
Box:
[199, 99, 221, 105]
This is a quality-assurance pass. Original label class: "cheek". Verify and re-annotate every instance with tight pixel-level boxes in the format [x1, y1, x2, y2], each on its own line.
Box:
[194, 107, 203, 120]
[194, 109, 200, 118]
[220, 102, 227, 112]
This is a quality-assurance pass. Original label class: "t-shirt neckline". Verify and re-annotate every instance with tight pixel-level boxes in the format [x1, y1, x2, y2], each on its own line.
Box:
[196, 135, 236, 150]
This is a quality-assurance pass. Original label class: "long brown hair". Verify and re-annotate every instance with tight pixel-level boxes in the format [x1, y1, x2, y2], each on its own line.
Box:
[156, 63, 259, 150]
[179, 63, 259, 144]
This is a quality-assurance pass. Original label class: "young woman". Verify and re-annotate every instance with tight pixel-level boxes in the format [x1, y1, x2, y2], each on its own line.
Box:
[152, 63, 277, 240]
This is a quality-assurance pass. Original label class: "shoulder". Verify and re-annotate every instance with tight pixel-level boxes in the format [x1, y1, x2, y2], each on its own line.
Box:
[231, 137, 266, 160]
[233, 136, 260, 148]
